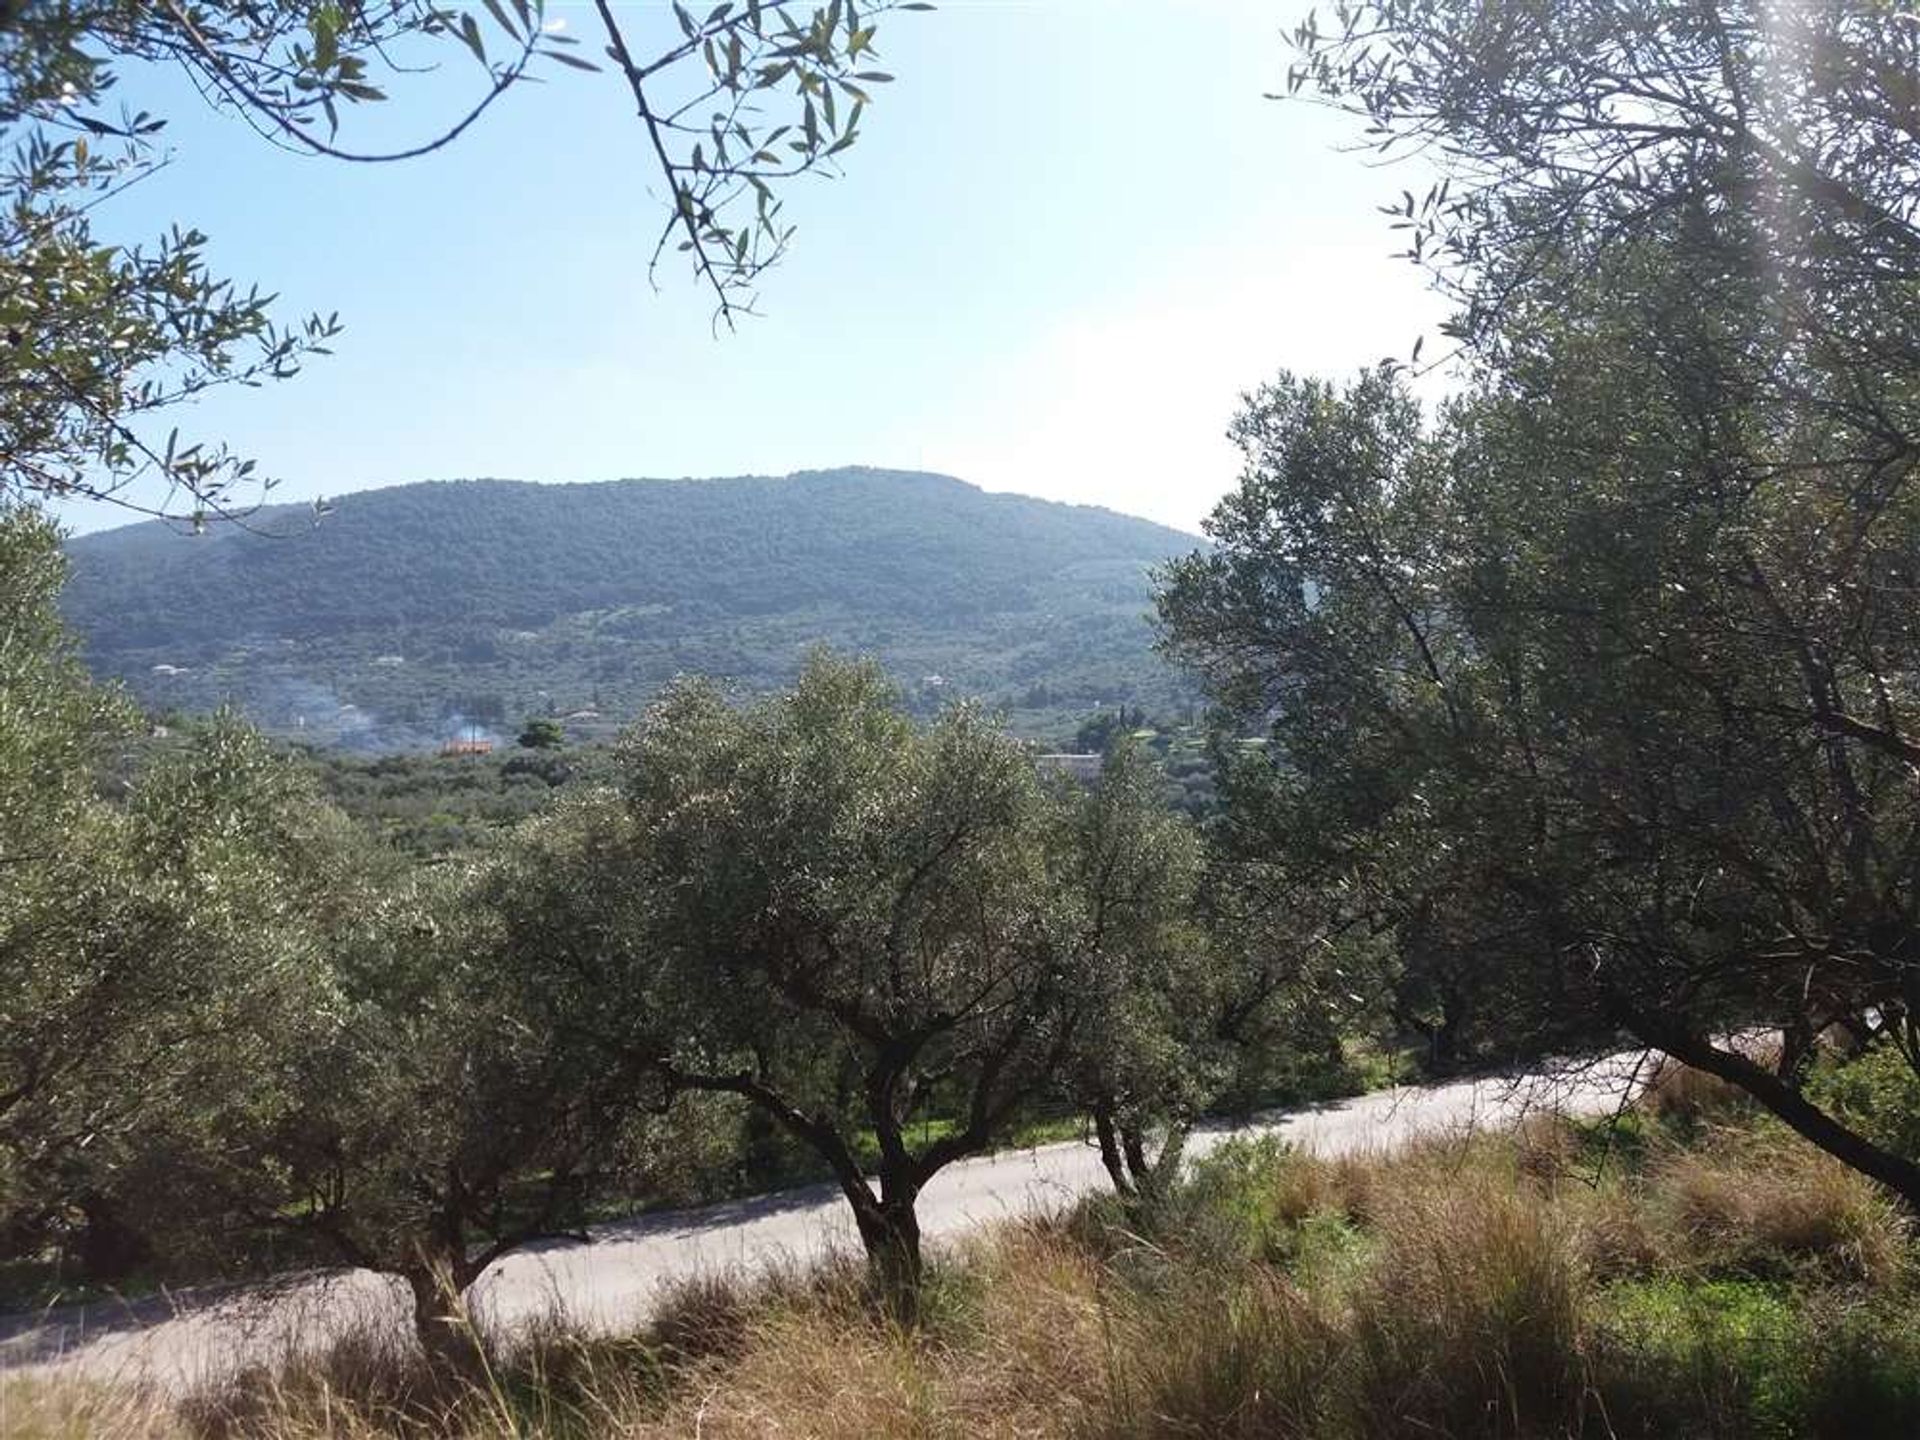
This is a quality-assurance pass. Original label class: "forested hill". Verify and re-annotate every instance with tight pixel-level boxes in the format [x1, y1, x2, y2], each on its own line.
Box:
[62, 468, 1200, 747]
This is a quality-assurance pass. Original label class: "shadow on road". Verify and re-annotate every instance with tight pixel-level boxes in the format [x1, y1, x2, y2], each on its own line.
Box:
[570, 1176, 848, 1249]
[0, 1269, 381, 1373]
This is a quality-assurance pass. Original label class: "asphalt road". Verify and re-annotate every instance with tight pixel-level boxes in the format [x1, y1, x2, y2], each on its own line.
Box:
[0, 1053, 1649, 1389]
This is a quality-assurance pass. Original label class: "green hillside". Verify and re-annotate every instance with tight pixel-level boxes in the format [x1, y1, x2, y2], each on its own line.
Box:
[62, 468, 1200, 747]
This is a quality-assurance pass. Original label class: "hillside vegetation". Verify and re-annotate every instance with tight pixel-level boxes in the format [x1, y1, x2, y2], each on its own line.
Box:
[62, 470, 1197, 744]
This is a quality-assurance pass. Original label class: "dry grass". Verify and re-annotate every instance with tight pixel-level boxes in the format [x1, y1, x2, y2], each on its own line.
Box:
[1634, 1051, 1770, 1127]
[0, 1375, 185, 1440]
[644, 1250, 869, 1366]
[1097, 1269, 1342, 1439]
[1349, 1163, 1586, 1437]
[625, 1310, 946, 1440]
[949, 1221, 1108, 1427]
[9, 1079, 1918, 1440]
[1650, 1128, 1908, 1285]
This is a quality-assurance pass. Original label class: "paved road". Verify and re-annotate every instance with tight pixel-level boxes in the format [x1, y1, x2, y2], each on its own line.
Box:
[0, 1053, 1648, 1389]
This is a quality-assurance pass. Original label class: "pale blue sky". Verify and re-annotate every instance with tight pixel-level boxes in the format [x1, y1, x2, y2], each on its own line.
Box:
[74, 0, 1447, 536]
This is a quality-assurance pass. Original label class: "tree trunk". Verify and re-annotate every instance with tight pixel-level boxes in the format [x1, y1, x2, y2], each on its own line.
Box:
[855, 1176, 925, 1328]
[1092, 1105, 1136, 1199]
[402, 1258, 487, 1379]
[1120, 1120, 1188, 1203]
[1618, 1005, 1920, 1214]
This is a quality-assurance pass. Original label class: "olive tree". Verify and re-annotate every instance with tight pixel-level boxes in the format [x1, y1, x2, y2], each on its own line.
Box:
[0, 508, 134, 1188]
[1161, 357, 1920, 1210]
[1044, 740, 1212, 1201]
[1291, 0, 1920, 409]
[1279, 0, 1920, 1203]
[0, 507, 346, 1275]
[1049, 737, 1395, 1203]
[617, 653, 1085, 1323]
[194, 795, 712, 1373]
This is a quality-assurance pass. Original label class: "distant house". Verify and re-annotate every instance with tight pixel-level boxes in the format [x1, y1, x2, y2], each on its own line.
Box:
[1036, 752, 1104, 784]
[440, 737, 494, 757]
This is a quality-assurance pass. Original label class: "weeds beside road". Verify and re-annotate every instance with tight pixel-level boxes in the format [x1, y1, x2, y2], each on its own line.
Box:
[8, 1057, 1918, 1438]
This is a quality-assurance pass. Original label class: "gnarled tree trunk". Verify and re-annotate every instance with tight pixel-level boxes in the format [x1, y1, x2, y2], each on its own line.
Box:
[400, 1248, 488, 1379]
[852, 1172, 925, 1328]
[1092, 1104, 1136, 1198]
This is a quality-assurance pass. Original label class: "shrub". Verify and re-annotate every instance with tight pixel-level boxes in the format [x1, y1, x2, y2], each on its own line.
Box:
[1587, 1277, 1806, 1438]
[1799, 1299, 1920, 1439]
[1156, 1135, 1299, 1265]
[1806, 1042, 1920, 1167]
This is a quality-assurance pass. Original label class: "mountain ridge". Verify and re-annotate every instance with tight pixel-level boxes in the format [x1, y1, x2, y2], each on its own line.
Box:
[63, 468, 1199, 747]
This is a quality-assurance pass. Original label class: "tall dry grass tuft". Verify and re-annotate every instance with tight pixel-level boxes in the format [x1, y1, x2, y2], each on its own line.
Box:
[1651, 1129, 1908, 1285]
[0, 1376, 184, 1440]
[177, 1296, 672, 1440]
[1635, 1054, 1760, 1128]
[1513, 1111, 1581, 1185]
[1095, 1267, 1342, 1439]
[948, 1218, 1108, 1430]
[646, 1250, 868, 1365]
[1346, 1163, 1586, 1438]
[621, 1307, 946, 1440]
[177, 1311, 428, 1439]
[1572, 1180, 1665, 1282]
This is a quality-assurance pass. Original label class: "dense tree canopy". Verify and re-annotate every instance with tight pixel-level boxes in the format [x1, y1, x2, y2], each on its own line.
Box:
[0, 506, 351, 1273]
[1164, 0, 1920, 1209]
[614, 655, 1099, 1319]
[221, 829, 695, 1372]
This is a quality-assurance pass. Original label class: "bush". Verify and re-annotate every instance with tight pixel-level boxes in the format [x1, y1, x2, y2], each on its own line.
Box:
[1588, 1278, 1806, 1438]
[1806, 1042, 1920, 1167]
[1588, 1282, 1920, 1439]
[1799, 1300, 1920, 1439]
